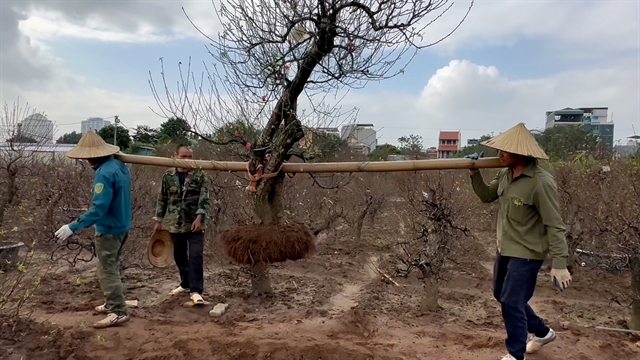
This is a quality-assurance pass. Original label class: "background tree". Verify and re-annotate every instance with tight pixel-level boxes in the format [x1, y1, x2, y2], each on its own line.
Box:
[56, 131, 82, 144]
[150, 0, 473, 294]
[132, 125, 160, 145]
[157, 117, 191, 144]
[0, 100, 43, 225]
[534, 125, 599, 160]
[97, 125, 131, 150]
[398, 134, 424, 160]
[453, 134, 498, 158]
[368, 143, 402, 161]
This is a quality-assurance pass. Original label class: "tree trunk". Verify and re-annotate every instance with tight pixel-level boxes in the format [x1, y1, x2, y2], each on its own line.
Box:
[0, 174, 17, 227]
[250, 262, 272, 296]
[419, 268, 440, 312]
[247, 174, 285, 296]
[629, 255, 640, 330]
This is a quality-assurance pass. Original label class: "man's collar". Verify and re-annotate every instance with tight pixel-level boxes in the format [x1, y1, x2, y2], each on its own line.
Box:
[91, 155, 112, 170]
[522, 162, 536, 177]
[507, 162, 536, 179]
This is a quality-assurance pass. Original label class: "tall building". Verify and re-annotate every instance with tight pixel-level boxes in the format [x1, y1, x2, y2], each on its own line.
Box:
[19, 113, 54, 143]
[437, 130, 461, 158]
[340, 123, 377, 154]
[545, 107, 614, 150]
[81, 117, 111, 134]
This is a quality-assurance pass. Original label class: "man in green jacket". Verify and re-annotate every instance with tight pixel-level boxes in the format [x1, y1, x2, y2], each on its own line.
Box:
[54, 131, 132, 329]
[467, 123, 571, 360]
[153, 144, 210, 305]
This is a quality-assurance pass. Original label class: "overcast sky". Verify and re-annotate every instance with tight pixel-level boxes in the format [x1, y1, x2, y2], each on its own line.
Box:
[1, 0, 638, 147]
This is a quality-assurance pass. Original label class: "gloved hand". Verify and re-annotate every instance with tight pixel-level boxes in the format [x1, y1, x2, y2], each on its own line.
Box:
[55, 224, 74, 241]
[464, 151, 484, 160]
[550, 268, 572, 291]
[465, 152, 484, 173]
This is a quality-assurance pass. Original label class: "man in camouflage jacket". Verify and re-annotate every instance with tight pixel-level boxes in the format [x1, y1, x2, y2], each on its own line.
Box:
[153, 145, 210, 304]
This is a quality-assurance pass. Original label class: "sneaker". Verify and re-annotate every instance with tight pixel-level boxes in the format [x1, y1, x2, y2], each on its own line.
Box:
[92, 313, 130, 329]
[526, 328, 556, 353]
[169, 286, 189, 295]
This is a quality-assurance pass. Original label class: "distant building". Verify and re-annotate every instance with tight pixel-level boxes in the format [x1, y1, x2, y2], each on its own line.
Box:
[0, 142, 77, 163]
[19, 113, 54, 144]
[298, 126, 341, 155]
[81, 117, 111, 134]
[545, 107, 614, 150]
[467, 138, 479, 146]
[437, 131, 461, 159]
[341, 123, 377, 154]
[614, 135, 640, 158]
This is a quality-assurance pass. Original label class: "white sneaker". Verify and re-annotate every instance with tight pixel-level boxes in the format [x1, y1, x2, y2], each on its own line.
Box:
[92, 313, 130, 329]
[169, 286, 189, 295]
[526, 328, 556, 353]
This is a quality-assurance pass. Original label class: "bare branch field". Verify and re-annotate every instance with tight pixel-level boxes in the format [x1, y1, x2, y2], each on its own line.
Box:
[1, 145, 639, 359]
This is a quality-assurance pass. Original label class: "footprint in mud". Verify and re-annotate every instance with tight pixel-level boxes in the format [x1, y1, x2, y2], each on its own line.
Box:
[324, 283, 362, 312]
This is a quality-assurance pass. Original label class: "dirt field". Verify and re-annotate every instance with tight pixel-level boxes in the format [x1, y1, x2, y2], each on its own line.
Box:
[2, 221, 640, 360]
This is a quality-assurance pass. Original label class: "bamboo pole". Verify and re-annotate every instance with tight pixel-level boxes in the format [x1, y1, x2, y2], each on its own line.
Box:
[114, 153, 503, 173]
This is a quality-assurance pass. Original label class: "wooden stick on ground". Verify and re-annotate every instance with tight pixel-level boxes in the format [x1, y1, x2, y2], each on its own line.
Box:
[374, 265, 400, 286]
[595, 326, 640, 335]
[114, 154, 503, 173]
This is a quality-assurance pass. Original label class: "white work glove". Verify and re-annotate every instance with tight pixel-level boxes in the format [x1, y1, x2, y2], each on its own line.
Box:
[55, 225, 74, 241]
[550, 268, 572, 291]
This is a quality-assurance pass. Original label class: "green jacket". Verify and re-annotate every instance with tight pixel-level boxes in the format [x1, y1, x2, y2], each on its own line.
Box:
[471, 164, 568, 269]
[153, 168, 210, 233]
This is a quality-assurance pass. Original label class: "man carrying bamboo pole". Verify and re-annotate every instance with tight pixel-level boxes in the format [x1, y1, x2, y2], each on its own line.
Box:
[54, 131, 132, 329]
[153, 144, 210, 305]
[467, 123, 571, 360]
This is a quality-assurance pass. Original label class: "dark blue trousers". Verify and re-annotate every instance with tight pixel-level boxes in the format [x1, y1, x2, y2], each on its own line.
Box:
[493, 253, 550, 360]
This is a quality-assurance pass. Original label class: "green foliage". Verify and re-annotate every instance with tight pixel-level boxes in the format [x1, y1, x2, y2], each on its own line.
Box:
[7, 135, 37, 143]
[158, 117, 191, 144]
[398, 134, 424, 159]
[534, 125, 599, 161]
[368, 143, 402, 161]
[98, 125, 131, 150]
[56, 131, 82, 144]
[453, 134, 497, 158]
[132, 125, 159, 144]
[212, 120, 261, 145]
[310, 132, 348, 162]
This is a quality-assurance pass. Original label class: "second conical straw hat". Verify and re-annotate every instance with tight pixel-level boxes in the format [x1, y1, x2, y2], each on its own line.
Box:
[481, 123, 548, 160]
[65, 131, 120, 159]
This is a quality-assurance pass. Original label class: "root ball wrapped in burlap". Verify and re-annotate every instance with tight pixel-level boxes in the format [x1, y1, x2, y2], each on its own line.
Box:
[219, 222, 316, 265]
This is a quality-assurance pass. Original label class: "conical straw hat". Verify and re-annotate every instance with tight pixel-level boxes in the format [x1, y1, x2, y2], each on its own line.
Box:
[481, 123, 548, 160]
[65, 131, 120, 159]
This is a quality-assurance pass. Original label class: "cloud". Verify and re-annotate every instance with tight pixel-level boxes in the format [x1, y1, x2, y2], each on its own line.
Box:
[0, 2, 54, 85]
[15, 0, 221, 44]
[419, 1, 639, 57]
[1, 81, 164, 139]
[340, 59, 639, 146]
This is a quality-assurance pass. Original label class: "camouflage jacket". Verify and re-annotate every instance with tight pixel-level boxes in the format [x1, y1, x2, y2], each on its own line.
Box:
[153, 168, 210, 233]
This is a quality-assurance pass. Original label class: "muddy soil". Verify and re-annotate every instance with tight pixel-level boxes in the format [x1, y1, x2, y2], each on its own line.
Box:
[3, 224, 639, 360]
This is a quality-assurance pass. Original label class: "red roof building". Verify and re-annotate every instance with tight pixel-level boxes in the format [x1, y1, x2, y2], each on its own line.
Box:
[437, 131, 461, 159]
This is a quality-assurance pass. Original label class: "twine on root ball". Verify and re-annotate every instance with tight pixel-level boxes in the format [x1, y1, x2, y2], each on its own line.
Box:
[219, 222, 316, 265]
